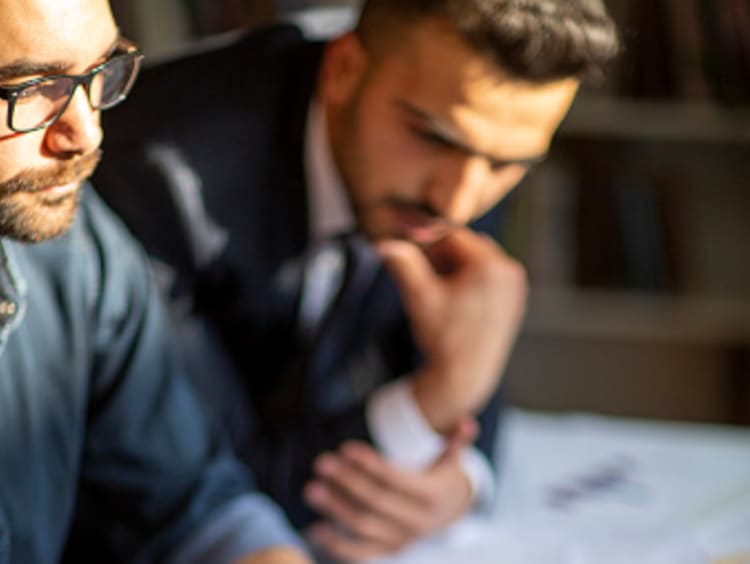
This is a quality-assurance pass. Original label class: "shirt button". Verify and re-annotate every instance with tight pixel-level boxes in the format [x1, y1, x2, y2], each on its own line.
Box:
[0, 301, 16, 319]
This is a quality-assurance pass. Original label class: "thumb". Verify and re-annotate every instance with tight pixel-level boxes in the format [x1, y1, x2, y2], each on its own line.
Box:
[448, 416, 480, 445]
[431, 417, 479, 469]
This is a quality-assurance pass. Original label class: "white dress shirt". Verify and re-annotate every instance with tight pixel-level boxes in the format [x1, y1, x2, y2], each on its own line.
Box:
[303, 99, 495, 511]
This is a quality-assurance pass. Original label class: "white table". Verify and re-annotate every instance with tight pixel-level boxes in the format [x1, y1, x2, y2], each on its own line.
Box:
[372, 409, 750, 564]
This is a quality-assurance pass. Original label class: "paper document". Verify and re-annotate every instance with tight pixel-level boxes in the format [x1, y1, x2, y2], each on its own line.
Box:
[369, 409, 750, 564]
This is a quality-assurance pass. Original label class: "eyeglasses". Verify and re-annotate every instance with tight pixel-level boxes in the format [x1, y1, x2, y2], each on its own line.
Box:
[0, 38, 143, 134]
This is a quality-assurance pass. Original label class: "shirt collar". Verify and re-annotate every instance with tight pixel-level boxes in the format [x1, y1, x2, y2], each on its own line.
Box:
[305, 98, 356, 243]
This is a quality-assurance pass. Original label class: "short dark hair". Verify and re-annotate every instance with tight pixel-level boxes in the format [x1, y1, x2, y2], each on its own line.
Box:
[357, 0, 620, 82]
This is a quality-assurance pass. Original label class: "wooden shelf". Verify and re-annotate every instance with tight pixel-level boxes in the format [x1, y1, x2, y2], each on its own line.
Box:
[560, 96, 750, 144]
[523, 287, 750, 346]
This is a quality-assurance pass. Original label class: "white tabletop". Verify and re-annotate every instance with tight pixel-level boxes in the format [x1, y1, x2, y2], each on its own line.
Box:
[371, 409, 750, 564]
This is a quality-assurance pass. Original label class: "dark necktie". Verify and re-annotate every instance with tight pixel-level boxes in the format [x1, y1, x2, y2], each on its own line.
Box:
[259, 234, 372, 430]
[303, 233, 380, 412]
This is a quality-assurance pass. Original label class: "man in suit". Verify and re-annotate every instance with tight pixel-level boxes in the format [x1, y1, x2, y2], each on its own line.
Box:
[0, 0, 312, 562]
[95, 0, 619, 560]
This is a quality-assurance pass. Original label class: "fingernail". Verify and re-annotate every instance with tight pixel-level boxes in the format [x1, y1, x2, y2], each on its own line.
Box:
[304, 482, 328, 505]
[315, 454, 338, 475]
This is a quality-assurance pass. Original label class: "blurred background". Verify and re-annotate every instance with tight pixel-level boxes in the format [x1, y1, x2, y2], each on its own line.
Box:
[109, 0, 750, 426]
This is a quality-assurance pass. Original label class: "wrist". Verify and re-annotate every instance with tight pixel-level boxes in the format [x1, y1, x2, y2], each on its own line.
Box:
[410, 369, 465, 434]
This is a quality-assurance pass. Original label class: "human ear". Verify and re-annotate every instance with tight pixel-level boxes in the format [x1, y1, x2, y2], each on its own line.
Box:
[319, 32, 368, 107]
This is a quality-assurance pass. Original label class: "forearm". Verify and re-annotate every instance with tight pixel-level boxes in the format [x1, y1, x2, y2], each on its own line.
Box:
[411, 361, 506, 435]
[376, 230, 527, 437]
[367, 378, 499, 509]
[411, 367, 468, 434]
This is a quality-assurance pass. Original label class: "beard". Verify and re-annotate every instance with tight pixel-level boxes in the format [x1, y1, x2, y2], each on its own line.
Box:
[0, 150, 101, 243]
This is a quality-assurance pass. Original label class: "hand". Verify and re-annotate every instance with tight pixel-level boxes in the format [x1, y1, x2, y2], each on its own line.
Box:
[304, 421, 477, 562]
[377, 229, 527, 433]
[234, 546, 312, 564]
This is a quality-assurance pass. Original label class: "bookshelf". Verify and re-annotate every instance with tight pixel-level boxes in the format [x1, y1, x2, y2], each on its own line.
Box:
[561, 96, 750, 143]
[109, 0, 748, 422]
[503, 0, 750, 425]
[110, 0, 192, 59]
[523, 289, 750, 347]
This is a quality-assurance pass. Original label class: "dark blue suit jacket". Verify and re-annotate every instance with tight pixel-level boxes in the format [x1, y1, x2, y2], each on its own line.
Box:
[94, 23, 504, 528]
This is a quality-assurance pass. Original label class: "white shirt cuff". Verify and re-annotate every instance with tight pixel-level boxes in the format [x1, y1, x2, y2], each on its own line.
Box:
[365, 378, 496, 512]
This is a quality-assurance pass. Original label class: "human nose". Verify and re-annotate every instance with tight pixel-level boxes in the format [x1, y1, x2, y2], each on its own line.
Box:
[423, 153, 491, 223]
[43, 85, 102, 157]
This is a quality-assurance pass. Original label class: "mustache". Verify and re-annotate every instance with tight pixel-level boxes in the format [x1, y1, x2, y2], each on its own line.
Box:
[0, 150, 102, 196]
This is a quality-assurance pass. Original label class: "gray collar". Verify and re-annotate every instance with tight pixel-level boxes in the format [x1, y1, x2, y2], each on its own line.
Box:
[0, 240, 27, 355]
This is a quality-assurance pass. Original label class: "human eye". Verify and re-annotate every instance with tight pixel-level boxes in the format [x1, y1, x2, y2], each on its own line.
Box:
[18, 78, 70, 103]
[487, 158, 510, 173]
[413, 125, 453, 149]
[12, 83, 41, 104]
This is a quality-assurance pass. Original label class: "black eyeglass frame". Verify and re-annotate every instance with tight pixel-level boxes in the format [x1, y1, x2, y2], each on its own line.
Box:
[0, 37, 143, 134]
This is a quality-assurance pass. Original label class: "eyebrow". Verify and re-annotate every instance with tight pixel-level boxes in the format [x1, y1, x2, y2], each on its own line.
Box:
[0, 35, 121, 84]
[394, 99, 546, 169]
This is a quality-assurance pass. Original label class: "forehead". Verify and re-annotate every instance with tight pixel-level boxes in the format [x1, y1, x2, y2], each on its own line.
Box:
[0, 0, 116, 69]
[372, 18, 579, 157]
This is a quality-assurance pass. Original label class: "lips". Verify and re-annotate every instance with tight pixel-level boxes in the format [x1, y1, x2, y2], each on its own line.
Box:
[391, 206, 452, 244]
[0, 149, 101, 197]
[40, 181, 80, 195]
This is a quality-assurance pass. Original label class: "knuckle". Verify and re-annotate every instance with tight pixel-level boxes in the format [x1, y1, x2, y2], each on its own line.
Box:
[402, 512, 430, 538]
[354, 477, 378, 500]
[492, 255, 525, 281]
[349, 512, 372, 533]
[482, 259, 528, 296]
[507, 259, 528, 286]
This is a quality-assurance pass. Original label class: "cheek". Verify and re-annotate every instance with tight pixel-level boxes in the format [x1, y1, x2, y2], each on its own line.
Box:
[361, 122, 433, 192]
[0, 125, 56, 185]
[0, 136, 37, 183]
[350, 119, 411, 193]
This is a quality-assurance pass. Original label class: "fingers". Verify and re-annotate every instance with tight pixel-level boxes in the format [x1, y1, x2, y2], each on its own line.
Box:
[337, 441, 427, 499]
[304, 480, 408, 548]
[377, 229, 504, 280]
[305, 441, 476, 560]
[375, 239, 440, 311]
[305, 447, 428, 531]
[444, 416, 480, 450]
[423, 228, 508, 275]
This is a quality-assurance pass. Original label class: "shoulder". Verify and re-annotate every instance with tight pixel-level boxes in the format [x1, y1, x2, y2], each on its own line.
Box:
[102, 23, 325, 148]
[134, 23, 323, 101]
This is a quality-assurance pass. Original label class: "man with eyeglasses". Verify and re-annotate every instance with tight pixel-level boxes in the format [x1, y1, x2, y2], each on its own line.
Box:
[96, 0, 620, 560]
[0, 1, 311, 563]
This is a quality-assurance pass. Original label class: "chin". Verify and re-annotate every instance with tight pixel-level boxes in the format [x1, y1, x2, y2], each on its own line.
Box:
[0, 190, 80, 243]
